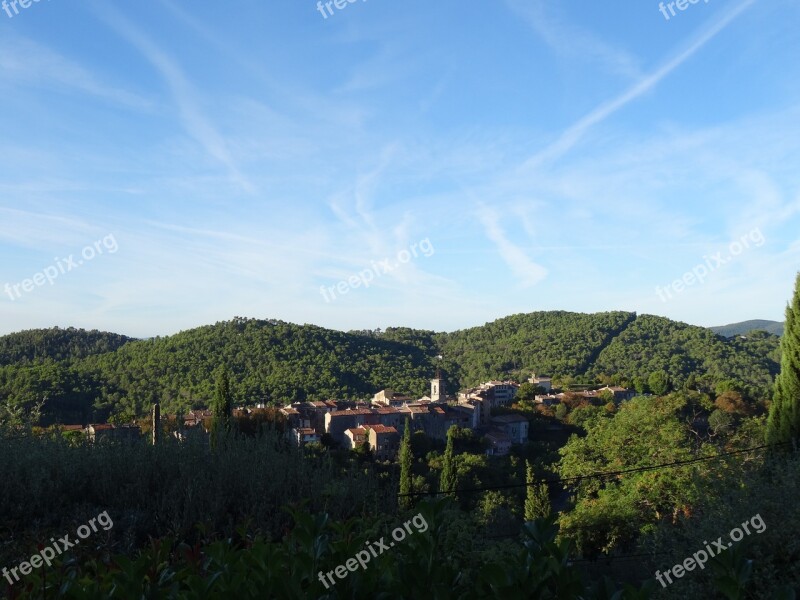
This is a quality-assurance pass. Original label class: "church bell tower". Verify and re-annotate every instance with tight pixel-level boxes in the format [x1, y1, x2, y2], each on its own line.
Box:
[431, 370, 446, 402]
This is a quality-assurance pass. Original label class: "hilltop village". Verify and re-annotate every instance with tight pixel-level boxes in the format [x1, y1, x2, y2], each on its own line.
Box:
[52, 372, 637, 459]
[278, 373, 635, 458]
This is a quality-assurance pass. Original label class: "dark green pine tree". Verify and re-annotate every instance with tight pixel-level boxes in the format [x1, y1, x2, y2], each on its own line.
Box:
[398, 419, 413, 510]
[211, 366, 233, 447]
[524, 461, 551, 521]
[440, 425, 458, 497]
[767, 273, 800, 446]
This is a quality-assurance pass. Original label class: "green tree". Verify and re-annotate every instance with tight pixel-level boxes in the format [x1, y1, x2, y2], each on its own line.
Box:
[597, 389, 615, 404]
[0, 397, 43, 430]
[211, 366, 233, 447]
[568, 404, 604, 430]
[684, 373, 698, 391]
[516, 382, 537, 403]
[714, 379, 741, 396]
[440, 425, 458, 496]
[524, 461, 551, 521]
[399, 419, 413, 509]
[708, 408, 734, 435]
[767, 273, 800, 446]
[353, 439, 373, 462]
[558, 395, 699, 554]
[648, 370, 670, 396]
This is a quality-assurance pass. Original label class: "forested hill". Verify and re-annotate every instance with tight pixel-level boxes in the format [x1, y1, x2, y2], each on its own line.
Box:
[433, 311, 637, 385]
[592, 315, 781, 399]
[0, 327, 133, 366]
[0, 312, 782, 424]
[710, 319, 785, 337]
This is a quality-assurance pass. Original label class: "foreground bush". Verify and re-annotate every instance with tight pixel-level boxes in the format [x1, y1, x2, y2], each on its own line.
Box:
[5, 498, 793, 600]
[0, 428, 392, 567]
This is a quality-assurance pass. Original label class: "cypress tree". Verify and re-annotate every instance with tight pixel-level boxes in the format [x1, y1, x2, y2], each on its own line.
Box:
[767, 273, 800, 446]
[440, 425, 458, 496]
[524, 461, 551, 521]
[399, 419, 413, 510]
[211, 366, 233, 447]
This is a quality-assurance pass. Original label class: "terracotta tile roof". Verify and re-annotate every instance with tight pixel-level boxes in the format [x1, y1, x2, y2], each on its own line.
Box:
[367, 425, 398, 434]
[329, 409, 375, 417]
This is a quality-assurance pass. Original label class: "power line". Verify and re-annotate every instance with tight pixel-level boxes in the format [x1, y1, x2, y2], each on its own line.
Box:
[569, 551, 671, 564]
[398, 441, 791, 497]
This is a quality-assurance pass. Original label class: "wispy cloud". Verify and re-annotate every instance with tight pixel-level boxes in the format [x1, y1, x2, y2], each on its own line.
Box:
[0, 36, 151, 110]
[518, 0, 757, 172]
[476, 204, 548, 287]
[506, 0, 642, 79]
[0, 206, 96, 248]
[156, 0, 282, 92]
[91, 4, 254, 193]
[328, 143, 403, 255]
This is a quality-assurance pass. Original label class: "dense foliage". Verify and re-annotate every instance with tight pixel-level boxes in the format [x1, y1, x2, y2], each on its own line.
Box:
[434, 311, 637, 385]
[711, 320, 785, 338]
[767, 274, 800, 445]
[0, 428, 394, 571]
[0, 311, 782, 424]
[0, 327, 132, 366]
[591, 315, 779, 400]
[4, 498, 655, 600]
[6, 492, 794, 599]
[0, 319, 440, 422]
[558, 395, 704, 555]
[644, 449, 800, 600]
[2, 381, 798, 597]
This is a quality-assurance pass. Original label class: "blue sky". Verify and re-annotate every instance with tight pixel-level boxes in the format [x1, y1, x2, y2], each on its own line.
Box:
[1, 0, 799, 338]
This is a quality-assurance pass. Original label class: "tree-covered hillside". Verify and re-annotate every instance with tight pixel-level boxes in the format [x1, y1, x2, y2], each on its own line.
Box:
[711, 319, 785, 337]
[0, 327, 133, 366]
[592, 315, 780, 399]
[77, 318, 439, 420]
[434, 311, 637, 386]
[0, 311, 783, 424]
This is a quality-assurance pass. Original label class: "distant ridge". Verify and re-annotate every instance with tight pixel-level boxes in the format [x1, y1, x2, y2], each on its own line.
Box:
[0, 312, 783, 423]
[710, 320, 784, 337]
